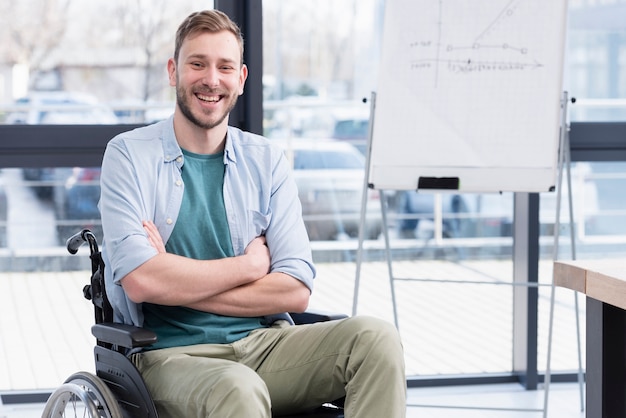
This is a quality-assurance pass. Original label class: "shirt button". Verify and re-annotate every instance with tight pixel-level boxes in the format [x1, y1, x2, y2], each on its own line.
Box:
[176, 156, 183, 163]
[175, 180, 182, 187]
[166, 218, 173, 225]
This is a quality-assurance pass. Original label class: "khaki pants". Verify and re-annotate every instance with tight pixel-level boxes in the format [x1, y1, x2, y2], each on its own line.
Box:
[132, 315, 406, 417]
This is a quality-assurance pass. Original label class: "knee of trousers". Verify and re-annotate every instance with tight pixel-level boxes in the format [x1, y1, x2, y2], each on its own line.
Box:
[343, 316, 405, 364]
[201, 365, 271, 412]
[152, 362, 272, 417]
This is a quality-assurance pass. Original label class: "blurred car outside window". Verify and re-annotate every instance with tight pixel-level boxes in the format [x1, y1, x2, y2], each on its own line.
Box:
[274, 138, 382, 241]
[2, 91, 118, 244]
[4, 91, 118, 125]
[25, 137, 383, 245]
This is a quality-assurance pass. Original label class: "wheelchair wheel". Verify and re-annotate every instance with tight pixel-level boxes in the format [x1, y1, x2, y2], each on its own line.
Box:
[42, 371, 122, 418]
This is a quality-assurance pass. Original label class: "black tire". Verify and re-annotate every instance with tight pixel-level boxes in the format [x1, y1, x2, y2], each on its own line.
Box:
[42, 371, 122, 418]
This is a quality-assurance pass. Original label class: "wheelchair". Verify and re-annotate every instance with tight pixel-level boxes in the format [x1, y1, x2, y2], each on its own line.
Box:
[42, 229, 345, 418]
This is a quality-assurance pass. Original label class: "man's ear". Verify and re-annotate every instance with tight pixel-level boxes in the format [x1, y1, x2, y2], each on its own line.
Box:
[167, 58, 177, 87]
[238, 64, 249, 96]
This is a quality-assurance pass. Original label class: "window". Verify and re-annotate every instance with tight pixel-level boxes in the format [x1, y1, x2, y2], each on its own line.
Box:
[262, 0, 626, 382]
[0, 0, 625, 392]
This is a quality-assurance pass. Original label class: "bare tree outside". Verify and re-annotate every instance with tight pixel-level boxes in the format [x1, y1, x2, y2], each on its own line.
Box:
[263, 0, 361, 100]
[81, 0, 209, 102]
[111, 0, 199, 101]
[0, 0, 73, 89]
[0, 0, 377, 104]
[0, 0, 208, 102]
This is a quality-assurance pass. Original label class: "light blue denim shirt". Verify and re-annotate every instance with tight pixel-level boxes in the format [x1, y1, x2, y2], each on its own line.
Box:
[99, 116, 315, 327]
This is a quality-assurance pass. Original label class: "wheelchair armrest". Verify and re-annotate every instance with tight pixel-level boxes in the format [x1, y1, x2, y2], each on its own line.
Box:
[92, 323, 157, 349]
[290, 309, 348, 325]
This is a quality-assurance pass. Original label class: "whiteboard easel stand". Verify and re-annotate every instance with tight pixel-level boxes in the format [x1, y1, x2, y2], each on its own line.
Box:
[353, 92, 400, 326]
[353, 91, 583, 415]
[543, 92, 585, 417]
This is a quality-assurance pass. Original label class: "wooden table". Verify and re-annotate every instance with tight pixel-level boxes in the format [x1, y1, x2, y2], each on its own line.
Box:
[553, 259, 626, 418]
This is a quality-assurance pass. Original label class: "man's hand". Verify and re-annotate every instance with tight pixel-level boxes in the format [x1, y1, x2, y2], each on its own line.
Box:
[142, 220, 270, 278]
[143, 220, 166, 253]
[128, 220, 307, 314]
[244, 236, 271, 279]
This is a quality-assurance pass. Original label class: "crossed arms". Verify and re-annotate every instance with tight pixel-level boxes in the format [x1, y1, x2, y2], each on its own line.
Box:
[120, 221, 310, 317]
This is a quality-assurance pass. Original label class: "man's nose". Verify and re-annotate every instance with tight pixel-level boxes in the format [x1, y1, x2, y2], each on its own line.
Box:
[202, 68, 220, 88]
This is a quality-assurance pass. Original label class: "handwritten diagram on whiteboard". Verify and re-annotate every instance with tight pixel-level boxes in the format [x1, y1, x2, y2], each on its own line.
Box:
[368, 0, 568, 192]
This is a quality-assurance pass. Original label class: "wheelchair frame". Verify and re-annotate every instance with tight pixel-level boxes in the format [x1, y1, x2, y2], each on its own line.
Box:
[41, 229, 345, 418]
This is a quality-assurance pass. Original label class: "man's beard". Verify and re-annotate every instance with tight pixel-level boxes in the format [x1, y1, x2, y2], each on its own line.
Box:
[176, 84, 238, 130]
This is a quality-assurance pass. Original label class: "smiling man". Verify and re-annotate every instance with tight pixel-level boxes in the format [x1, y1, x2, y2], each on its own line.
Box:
[98, 9, 406, 418]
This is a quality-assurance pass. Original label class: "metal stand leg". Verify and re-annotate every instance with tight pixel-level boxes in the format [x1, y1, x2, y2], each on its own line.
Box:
[543, 91, 585, 418]
[356, 91, 583, 415]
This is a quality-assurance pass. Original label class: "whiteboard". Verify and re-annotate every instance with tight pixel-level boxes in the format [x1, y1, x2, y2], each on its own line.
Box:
[368, 0, 569, 193]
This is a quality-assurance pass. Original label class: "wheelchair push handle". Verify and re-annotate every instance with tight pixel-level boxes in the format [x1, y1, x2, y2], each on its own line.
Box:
[66, 229, 99, 255]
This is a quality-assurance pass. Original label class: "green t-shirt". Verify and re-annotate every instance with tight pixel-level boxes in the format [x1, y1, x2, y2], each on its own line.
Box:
[142, 149, 265, 349]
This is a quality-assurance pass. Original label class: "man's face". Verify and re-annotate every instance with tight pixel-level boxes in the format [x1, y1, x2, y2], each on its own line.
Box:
[168, 30, 247, 130]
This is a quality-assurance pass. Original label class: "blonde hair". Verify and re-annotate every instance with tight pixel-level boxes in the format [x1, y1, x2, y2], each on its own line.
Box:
[174, 9, 244, 65]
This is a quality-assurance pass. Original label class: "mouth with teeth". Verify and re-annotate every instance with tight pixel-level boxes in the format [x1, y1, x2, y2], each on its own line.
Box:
[196, 92, 222, 103]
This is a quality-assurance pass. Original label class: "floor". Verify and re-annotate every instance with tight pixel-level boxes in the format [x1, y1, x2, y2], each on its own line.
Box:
[406, 383, 586, 417]
[0, 383, 586, 417]
[0, 257, 587, 417]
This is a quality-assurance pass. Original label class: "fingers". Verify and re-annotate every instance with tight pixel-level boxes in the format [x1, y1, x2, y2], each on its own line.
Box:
[248, 235, 268, 251]
[243, 236, 271, 275]
[143, 220, 166, 253]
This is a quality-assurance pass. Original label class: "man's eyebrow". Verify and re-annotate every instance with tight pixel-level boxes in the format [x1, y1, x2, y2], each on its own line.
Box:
[186, 53, 208, 60]
[186, 53, 238, 64]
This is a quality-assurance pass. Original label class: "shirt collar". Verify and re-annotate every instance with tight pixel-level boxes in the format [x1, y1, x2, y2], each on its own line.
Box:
[161, 115, 237, 165]
[162, 115, 183, 163]
[224, 126, 237, 165]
